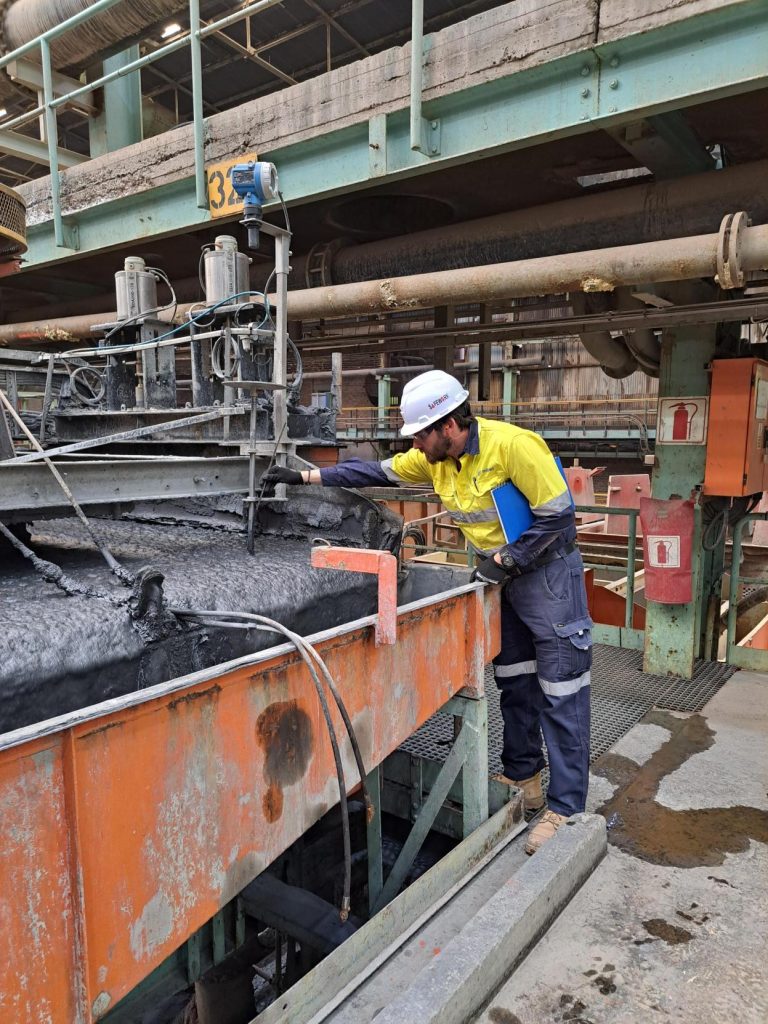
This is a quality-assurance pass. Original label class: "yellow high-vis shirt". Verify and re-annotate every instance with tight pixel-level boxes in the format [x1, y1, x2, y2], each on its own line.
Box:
[382, 417, 570, 554]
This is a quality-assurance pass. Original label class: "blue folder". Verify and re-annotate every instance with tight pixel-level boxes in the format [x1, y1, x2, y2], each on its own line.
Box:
[491, 457, 573, 544]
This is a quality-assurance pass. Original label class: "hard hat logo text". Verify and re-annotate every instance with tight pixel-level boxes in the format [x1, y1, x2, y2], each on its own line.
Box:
[427, 393, 450, 411]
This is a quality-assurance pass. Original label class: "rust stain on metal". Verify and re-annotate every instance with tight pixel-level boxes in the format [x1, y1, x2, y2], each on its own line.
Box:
[581, 276, 615, 292]
[263, 784, 283, 823]
[167, 682, 221, 710]
[256, 700, 313, 823]
[80, 720, 125, 741]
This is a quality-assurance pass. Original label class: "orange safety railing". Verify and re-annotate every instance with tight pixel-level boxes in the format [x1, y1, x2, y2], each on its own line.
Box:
[336, 397, 658, 439]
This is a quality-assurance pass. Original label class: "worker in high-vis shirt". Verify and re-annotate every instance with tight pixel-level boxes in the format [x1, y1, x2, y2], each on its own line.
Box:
[263, 370, 592, 854]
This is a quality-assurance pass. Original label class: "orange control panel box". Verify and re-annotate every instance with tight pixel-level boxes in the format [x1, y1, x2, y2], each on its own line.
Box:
[704, 358, 768, 496]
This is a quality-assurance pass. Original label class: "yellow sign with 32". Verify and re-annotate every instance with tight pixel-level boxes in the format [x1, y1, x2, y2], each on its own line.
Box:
[206, 153, 258, 219]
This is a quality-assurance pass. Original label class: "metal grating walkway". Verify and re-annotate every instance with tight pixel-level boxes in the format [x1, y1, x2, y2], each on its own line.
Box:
[400, 645, 736, 775]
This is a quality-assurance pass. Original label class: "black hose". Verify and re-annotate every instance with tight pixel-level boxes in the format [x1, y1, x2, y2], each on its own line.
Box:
[199, 611, 374, 830]
[0, 521, 125, 604]
[173, 608, 362, 920]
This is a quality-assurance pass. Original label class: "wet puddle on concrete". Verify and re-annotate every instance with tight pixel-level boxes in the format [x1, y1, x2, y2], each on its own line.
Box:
[594, 708, 768, 867]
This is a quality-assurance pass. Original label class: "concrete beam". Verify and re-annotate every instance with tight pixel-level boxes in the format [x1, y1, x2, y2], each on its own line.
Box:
[369, 815, 607, 1024]
[597, 0, 756, 43]
[19, 0, 767, 268]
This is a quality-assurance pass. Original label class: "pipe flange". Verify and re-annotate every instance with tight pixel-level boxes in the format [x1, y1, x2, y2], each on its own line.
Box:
[304, 239, 344, 289]
[716, 211, 751, 290]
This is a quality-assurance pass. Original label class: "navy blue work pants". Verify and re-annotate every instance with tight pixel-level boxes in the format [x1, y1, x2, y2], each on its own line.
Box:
[492, 545, 592, 817]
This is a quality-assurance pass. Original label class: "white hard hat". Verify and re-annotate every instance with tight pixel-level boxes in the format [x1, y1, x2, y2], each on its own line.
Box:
[399, 370, 469, 437]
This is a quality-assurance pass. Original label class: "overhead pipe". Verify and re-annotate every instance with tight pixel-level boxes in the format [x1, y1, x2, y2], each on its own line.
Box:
[306, 160, 768, 288]
[3, 219, 768, 348]
[302, 356, 546, 380]
[280, 220, 768, 319]
[10, 158, 768, 326]
[570, 292, 639, 379]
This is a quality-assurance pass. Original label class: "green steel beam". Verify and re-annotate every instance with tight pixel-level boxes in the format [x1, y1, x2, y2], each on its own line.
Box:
[366, 764, 383, 914]
[643, 324, 717, 678]
[4, 57, 97, 116]
[609, 111, 716, 180]
[26, 0, 768, 265]
[89, 47, 143, 158]
[28, 178, 214, 265]
[0, 128, 86, 168]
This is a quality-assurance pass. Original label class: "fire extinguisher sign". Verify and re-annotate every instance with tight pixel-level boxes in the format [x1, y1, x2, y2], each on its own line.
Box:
[647, 534, 681, 569]
[657, 397, 709, 444]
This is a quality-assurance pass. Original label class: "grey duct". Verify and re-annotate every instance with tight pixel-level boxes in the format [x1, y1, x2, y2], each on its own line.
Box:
[571, 288, 661, 379]
[0, 0, 188, 98]
[4, 220, 768, 351]
[282, 159, 768, 290]
[570, 292, 638, 380]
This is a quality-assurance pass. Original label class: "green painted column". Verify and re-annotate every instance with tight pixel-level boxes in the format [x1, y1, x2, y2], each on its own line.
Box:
[89, 46, 142, 157]
[366, 764, 383, 914]
[377, 373, 392, 435]
[643, 324, 717, 677]
[502, 366, 517, 420]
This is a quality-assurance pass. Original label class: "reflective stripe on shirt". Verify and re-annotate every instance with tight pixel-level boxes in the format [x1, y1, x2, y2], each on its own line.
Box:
[449, 507, 500, 524]
[380, 457, 405, 483]
[532, 489, 572, 516]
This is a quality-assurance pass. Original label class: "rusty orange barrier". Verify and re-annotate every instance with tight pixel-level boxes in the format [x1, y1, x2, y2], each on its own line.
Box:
[310, 546, 398, 645]
[0, 575, 499, 1022]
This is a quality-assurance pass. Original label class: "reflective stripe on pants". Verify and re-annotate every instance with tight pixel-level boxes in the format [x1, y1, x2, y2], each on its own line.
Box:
[492, 545, 592, 817]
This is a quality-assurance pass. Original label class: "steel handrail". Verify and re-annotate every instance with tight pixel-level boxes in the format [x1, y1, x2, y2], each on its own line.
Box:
[0, 0, 286, 243]
[726, 512, 768, 658]
[576, 503, 640, 631]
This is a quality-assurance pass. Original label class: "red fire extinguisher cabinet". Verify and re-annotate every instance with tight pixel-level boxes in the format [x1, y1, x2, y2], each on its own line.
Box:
[639, 498, 695, 604]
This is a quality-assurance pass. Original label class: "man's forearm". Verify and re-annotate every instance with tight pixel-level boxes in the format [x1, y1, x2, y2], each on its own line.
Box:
[318, 459, 397, 488]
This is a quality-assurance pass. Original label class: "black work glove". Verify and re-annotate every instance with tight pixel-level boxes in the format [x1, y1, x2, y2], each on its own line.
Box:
[471, 554, 511, 585]
[261, 466, 304, 493]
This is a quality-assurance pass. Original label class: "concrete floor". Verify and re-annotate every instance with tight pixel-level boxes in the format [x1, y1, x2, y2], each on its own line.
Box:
[473, 670, 768, 1024]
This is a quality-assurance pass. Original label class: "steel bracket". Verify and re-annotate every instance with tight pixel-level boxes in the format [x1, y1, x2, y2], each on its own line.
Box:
[716, 210, 750, 289]
[58, 219, 79, 251]
[419, 116, 441, 156]
[310, 545, 397, 645]
[304, 238, 344, 288]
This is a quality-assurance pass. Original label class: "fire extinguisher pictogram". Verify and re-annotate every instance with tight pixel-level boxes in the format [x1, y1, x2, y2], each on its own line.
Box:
[655, 539, 670, 565]
[671, 402, 697, 442]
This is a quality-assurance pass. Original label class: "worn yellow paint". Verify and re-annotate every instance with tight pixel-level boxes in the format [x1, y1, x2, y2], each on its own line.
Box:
[206, 152, 258, 219]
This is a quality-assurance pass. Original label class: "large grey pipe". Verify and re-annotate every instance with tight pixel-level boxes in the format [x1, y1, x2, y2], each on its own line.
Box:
[3, 221, 768, 348]
[0, 0, 188, 98]
[290, 160, 768, 289]
[10, 158, 768, 328]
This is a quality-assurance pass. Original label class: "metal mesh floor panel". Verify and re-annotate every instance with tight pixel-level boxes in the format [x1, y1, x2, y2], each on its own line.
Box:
[399, 645, 736, 774]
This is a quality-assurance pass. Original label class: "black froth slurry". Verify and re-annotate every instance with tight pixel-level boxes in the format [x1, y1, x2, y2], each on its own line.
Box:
[0, 517, 379, 733]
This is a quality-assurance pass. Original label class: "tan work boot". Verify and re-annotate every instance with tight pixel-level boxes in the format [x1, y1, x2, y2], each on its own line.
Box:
[494, 771, 544, 812]
[525, 809, 568, 855]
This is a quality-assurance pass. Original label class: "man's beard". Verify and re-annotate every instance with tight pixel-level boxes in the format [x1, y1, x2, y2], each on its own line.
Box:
[424, 435, 452, 463]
